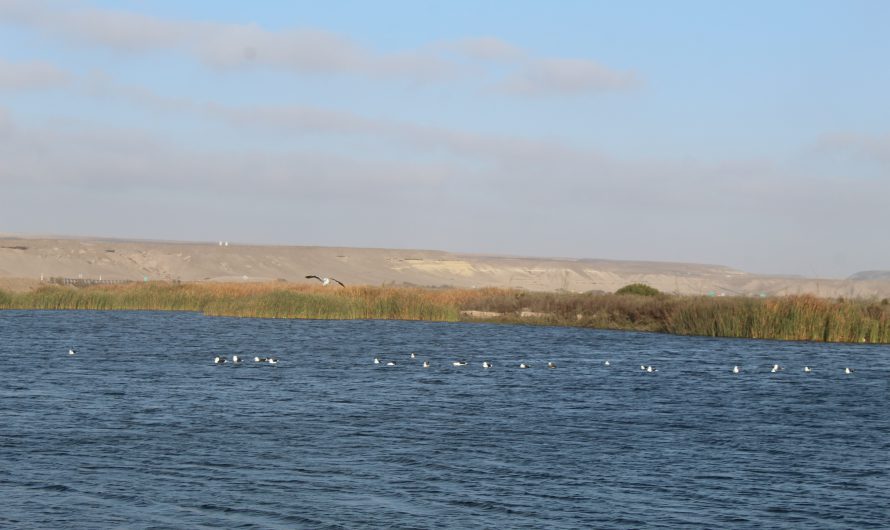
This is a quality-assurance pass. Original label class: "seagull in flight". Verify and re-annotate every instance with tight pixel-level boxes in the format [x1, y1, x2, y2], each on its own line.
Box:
[305, 275, 345, 287]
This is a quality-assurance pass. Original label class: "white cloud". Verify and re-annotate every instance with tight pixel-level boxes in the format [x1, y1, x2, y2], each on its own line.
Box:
[0, 112, 453, 198]
[0, 57, 69, 90]
[813, 132, 890, 171]
[0, 0, 190, 51]
[499, 57, 640, 95]
[446, 37, 525, 62]
[0, 1, 637, 95]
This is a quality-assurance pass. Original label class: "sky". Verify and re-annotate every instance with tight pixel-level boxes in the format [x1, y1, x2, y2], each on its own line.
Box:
[1, 0, 888, 278]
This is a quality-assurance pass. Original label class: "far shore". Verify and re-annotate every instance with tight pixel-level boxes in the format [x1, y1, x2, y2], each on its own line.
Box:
[3, 235, 890, 298]
[2, 281, 888, 344]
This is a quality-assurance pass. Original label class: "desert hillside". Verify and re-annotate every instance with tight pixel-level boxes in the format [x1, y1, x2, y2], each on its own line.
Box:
[2, 235, 889, 298]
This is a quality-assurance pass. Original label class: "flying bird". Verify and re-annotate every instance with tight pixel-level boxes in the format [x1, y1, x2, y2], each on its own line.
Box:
[305, 275, 344, 287]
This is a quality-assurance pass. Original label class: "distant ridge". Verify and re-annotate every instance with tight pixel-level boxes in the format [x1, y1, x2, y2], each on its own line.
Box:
[2, 234, 890, 298]
[848, 270, 890, 281]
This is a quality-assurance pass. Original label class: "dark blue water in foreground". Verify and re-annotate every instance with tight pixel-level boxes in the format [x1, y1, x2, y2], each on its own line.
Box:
[1, 310, 889, 529]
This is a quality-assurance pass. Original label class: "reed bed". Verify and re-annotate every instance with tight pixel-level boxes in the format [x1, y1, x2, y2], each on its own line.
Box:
[2, 283, 889, 343]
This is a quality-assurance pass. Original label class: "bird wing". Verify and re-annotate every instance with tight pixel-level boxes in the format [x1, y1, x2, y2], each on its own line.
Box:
[305, 275, 322, 282]
[331, 278, 345, 287]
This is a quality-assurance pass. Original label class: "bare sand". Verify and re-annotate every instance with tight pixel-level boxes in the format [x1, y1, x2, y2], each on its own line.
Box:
[2, 234, 889, 298]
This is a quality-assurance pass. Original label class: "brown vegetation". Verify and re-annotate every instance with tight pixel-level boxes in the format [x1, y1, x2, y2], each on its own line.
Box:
[1, 283, 889, 343]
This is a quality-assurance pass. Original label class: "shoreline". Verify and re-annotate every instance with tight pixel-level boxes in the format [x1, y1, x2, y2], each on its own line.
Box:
[2, 282, 889, 344]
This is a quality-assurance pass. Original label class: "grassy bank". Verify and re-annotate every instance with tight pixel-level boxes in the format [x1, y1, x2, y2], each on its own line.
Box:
[2, 283, 889, 343]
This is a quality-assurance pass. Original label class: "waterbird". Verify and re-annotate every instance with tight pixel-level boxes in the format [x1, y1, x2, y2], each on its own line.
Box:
[452, 361, 467, 367]
[386, 361, 396, 367]
[519, 363, 530, 369]
[547, 362, 557, 369]
[771, 364, 782, 373]
[410, 352, 416, 359]
[482, 361, 492, 368]
[305, 275, 345, 287]
[268, 358, 278, 365]
[423, 360, 430, 368]
[374, 357, 380, 365]
[254, 356, 267, 363]
[845, 367, 855, 374]
[68, 348, 76, 356]
[214, 356, 227, 364]
[640, 365, 646, 371]
[604, 360, 610, 366]
[232, 355, 241, 364]
[732, 365, 740, 374]
[803, 366, 812, 373]
[646, 365, 657, 373]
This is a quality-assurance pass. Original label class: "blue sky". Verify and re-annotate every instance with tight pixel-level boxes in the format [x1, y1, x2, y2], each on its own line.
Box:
[1, 0, 888, 277]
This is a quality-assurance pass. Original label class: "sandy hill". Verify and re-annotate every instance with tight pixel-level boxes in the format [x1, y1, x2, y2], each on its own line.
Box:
[2, 235, 889, 298]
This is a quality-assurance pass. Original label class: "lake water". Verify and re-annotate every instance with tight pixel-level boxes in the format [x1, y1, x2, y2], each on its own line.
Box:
[1, 310, 889, 529]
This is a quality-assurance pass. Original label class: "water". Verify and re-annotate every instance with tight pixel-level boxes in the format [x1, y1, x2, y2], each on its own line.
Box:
[1, 310, 889, 529]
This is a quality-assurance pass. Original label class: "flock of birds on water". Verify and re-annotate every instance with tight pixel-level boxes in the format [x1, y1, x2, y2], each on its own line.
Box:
[66, 348, 859, 375]
[367, 354, 858, 375]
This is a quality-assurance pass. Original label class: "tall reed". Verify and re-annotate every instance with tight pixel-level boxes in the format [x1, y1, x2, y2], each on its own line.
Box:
[2, 283, 888, 343]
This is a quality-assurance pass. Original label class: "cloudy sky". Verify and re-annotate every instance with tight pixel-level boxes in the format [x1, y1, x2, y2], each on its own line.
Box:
[1, 0, 888, 277]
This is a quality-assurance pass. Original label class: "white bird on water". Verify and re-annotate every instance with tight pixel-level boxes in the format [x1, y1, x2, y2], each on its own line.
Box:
[845, 367, 855, 375]
[604, 360, 610, 366]
[646, 365, 657, 373]
[268, 358, 278, 365]
[214, 356, 227, 364]
[482, 361, 492, 368]
[386, 361, 396, 367]
[255, 356, 267, 363]
[410, 352, 417, 359]
[732, 365, 740, 374]
[232, 355, 242, 364]
[423, 360, 430, 368]
[803, 366, 812, 373]
[519, 363, 530, 369]
[68, 348, 76, 356]
[547, 362, 557, 369]
[305, 275, 345, 287]
[771, 364, 782, 373]
[374, 357, 380, 365]
[452, 361, 467, 367]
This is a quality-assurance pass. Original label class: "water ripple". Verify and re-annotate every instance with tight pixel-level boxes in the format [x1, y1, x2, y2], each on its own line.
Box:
[1, 311, 889, 528]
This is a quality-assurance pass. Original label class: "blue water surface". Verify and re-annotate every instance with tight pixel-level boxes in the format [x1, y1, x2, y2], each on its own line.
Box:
[1, 310, 888, 528]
